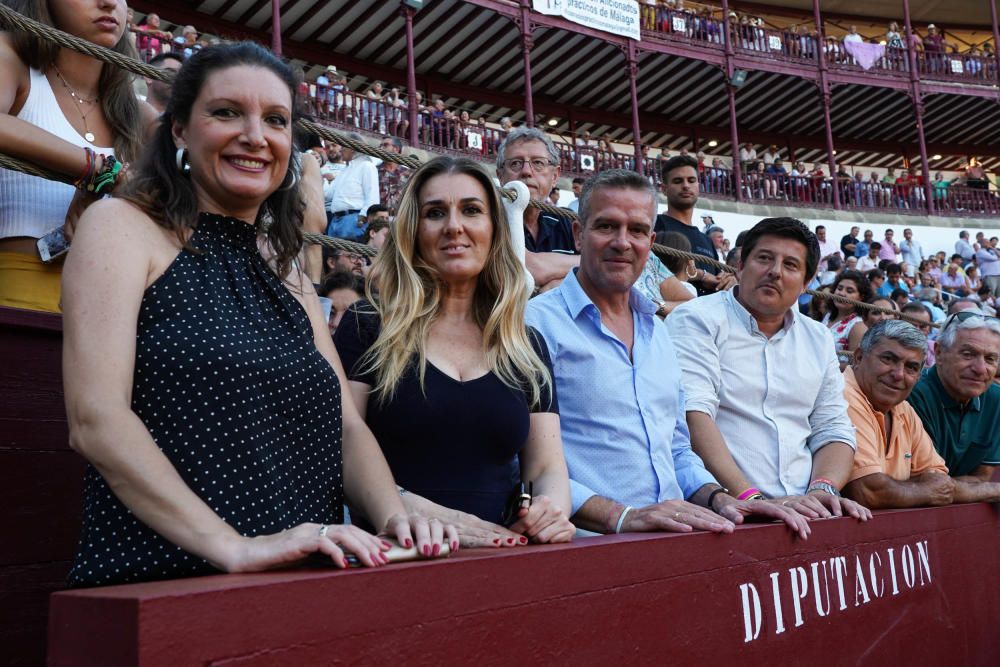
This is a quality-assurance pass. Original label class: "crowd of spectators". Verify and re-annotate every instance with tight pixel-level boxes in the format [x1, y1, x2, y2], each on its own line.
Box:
[1, 26, 998, 594]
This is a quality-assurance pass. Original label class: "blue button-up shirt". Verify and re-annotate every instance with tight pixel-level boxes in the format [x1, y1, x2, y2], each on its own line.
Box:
[526, 269, 717, 514]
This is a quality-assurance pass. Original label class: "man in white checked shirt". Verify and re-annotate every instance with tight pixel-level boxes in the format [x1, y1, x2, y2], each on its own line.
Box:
[668, 218, 872, 522]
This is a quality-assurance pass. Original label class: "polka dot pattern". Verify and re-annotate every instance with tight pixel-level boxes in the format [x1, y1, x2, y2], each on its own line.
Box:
[68, 213, 343, 587]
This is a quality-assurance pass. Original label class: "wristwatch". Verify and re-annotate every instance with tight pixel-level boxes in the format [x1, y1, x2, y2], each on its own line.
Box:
[806, 481, 841, 497]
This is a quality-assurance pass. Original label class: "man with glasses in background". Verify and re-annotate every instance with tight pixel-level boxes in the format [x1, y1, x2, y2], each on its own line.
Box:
[497, 128, 578, 292]
[322, 246, 366, 278]
[908, 311, 1000, 500]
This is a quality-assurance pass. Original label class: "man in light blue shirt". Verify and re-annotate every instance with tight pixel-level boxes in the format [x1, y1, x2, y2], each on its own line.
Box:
[526, 170, 806, 537]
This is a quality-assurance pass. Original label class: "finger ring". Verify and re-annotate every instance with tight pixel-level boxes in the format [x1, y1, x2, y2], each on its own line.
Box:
[318, 524, 329, 538]
[673, 512, 681, 521]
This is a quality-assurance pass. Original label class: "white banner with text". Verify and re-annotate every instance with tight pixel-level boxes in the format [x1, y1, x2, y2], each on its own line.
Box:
[532, 0, 641, 41]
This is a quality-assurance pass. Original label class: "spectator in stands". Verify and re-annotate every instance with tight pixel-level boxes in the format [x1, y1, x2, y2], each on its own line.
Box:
[377, 135, 410, 213]
[707, 225, 726, 262]
[863, 296, 898, 328]
[825, 269, 872, 368]
[336, 156, 574, 546]
[765, 159, 788, 199]
[815, 225, 841, 271]
[901, 302, 936, 366]
[858, 242, 881, 271]
[855, 229, 874, 258]
[940, 261, 968, 297]
[891, 288, 910, 310]
[761, 144, 779, 166]
[879, 228, 900, 262]
[525, 171, 806, 538]
[497, 127, 577, 292]
[143, 52, 184, 116]
[739, 142, 757, 170]
[135, 12, 170, 62]
[327, 133, 379, 241]
[361, 217, 391, 252]
[62, 42, 450, 586]
[956, 230, 975, 262]
[899, 228, 923, 275]
[317, 270, 364, 336]
[965, 265, 983, 295]
[840, 226, 860, 258]
[923, 24, 946, 73]
[908, 312, 1000, 491]
[654, 155, 734, 295]
[841, 321, 962, 508]
[866, 268, 885, 295]
[668, 218, 870, 521]
[567, 177, 584, 213]
[878, 263, 909, 298]
[0, 0, 146, 313]
[976, 236, 1000, 297]
[322, 246, 366, 278]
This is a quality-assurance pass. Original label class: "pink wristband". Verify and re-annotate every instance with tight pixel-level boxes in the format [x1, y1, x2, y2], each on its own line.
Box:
[737, 487, 761, 501]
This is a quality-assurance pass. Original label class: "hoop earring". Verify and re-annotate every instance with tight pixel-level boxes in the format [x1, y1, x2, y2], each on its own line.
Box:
[175, 148, 190, 174]
[278, 168, 298, 191]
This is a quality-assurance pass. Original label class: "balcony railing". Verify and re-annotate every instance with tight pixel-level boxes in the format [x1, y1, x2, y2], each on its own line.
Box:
[305, 87, 997, 218]
[640, 9, 999, 86]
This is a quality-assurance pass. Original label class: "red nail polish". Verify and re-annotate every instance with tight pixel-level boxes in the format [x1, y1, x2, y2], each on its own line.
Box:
[506, 538, 515, 545]
[519, 536, 528, 545]
[404, 538, 413, 548]
[451, 540, 459, 551]
[492, 538, 501, 546]
[423, 545, 431, 556]
[432, 544, 441, 556]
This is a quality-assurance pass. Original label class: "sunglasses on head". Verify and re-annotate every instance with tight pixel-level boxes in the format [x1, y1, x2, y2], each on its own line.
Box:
[942, 310, 1000, 332]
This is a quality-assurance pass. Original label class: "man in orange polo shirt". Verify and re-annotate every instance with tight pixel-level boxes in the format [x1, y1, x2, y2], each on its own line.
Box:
[841, 320, 955, 508]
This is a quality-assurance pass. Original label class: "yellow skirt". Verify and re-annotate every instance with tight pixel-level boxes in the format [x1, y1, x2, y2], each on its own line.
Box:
[0, 251, 62, 313]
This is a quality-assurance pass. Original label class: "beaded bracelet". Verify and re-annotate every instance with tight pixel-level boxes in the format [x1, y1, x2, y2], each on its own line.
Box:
[73, 147, 95, 189]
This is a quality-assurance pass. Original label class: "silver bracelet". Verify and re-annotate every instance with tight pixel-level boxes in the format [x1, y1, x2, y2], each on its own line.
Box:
[614, 505, 633, 534]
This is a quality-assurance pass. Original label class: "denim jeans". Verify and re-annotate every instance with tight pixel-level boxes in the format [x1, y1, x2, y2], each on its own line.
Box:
[326, 211, 361, 240]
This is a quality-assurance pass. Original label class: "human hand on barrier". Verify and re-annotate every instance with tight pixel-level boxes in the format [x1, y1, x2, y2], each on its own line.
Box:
[773, 492, 872, 521]
[508, 494, 574, 544]
[915, 473, 956, 506]
[383, 513, 459, 559]
[623, 499, 735, 534]
[714, 496, 811, 541]
[399, 490, 525, 548]
[221, 522, 393, 572]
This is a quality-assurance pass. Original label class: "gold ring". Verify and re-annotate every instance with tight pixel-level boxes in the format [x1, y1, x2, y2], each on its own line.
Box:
[673, 512, 681, 521]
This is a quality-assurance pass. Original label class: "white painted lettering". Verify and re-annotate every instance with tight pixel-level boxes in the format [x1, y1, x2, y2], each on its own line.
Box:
[868, 553, 885, 598]
[810, 560, 831, 617]
[739, 583, 762, 643]
[830, 556, 848, 611]
[854, 555, 871, 606]
[916, 540, 931, 585]
[769, 571, 785, 634]
[886, 548, 900, 596]
[902, 544, 916, 588]
[789, 566, 809, 627]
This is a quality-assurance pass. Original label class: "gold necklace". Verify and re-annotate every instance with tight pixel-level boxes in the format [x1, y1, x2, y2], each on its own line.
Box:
[53, 65, 99, 143]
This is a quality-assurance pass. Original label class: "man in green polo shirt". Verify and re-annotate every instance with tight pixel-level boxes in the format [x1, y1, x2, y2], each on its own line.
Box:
[908, 312, 1000, 502]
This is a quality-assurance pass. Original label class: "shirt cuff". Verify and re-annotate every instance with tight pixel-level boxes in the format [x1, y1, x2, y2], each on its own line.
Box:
[808, 432, 857, 454]
[570, 478, 598, 516]
[682, 395, 719, 420]
[680, 467, 718, 500]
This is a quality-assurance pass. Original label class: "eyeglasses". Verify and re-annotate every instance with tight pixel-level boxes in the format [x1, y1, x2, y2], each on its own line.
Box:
[942, 310, 999, 332]
[503, 158, 554, 172]
[336, 253, 365, 264]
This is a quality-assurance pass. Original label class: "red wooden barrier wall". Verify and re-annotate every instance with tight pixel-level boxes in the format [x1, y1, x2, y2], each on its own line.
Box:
[47, 504, 1000, 665]
[0, 308, 82, 667]
[3, 307, 1000, 665]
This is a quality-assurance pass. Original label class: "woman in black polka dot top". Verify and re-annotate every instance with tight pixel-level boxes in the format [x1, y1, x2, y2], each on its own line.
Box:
[60, 42, 454, 587]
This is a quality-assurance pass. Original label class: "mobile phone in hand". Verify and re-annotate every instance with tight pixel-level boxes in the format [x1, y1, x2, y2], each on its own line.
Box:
[37, 226, 70, 263]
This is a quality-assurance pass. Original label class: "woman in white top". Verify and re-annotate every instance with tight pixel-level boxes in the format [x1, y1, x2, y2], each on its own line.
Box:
[0, 0, 149, 312]
[823, 270, 872, 369]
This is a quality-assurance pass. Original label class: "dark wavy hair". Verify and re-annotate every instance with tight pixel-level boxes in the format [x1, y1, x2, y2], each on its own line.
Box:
[830, 269, 873, 317]
[8, 0, 142, 164]
[120, 42, 304, 279]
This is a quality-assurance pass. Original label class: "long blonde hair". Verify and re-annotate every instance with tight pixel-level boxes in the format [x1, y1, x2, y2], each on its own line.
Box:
[360, 156, 551, 408]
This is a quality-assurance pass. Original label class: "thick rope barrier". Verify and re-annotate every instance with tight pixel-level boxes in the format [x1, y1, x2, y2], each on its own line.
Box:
[0, 4, 420, 169]
[0, 4, 942, 327]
